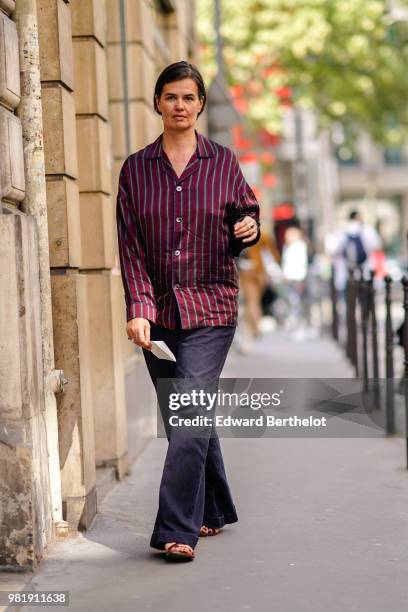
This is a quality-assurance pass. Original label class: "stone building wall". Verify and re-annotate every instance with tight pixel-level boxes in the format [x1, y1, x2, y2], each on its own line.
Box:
[0, 0, 54, 569]
[0, 0, 200, 570]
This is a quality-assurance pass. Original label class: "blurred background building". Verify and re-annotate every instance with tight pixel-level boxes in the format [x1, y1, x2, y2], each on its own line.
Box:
[198, 0, 408, 268]
[336, 134, 408, 256]
[0, 0, 200, 570]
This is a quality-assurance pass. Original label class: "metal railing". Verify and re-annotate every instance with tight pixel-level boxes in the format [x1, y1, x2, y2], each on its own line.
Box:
[331, 268, 408, 468]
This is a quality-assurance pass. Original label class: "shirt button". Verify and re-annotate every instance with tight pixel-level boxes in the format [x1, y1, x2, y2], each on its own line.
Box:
[176, 186, 182, 192]
[176, 216, 182, 223]
[174, 250, 180, 256]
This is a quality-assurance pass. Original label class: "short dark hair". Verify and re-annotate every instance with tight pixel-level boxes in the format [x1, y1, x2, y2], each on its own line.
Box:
[349, 210, 360, 220]
[153, 61, 206, 117]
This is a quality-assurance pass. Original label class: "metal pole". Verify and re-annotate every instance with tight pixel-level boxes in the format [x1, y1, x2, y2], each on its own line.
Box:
[369, 271, 379, 380]
[368, 270, 381, 412]
[402, 276, 408, 467]
[346, 269, 353, 361]
[359, 276, 369, 390]
[330, 264, 339, 341]
[385, 276, 395, 434]
[348, 269, 359, 376]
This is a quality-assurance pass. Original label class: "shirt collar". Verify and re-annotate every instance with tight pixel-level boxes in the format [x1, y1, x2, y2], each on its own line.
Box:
[145, 130, 215, 159]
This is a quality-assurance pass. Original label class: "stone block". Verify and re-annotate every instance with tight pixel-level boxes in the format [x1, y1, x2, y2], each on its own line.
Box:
[16, 214, 45, 422]
[0, 212, 53, 568]
[0, 0, 15, 15]
[0, 443, 34, 567]
[160, 0, 190, 36]
[108, 39, 156, 105]
[0, 214, 23, 420]
[0, 11, 20, 110]
[126, 0, 154, 55]
[146, 106, 161, 143]
[112, 266, 135, 362]
[129, 101, 160, 152]
[127, 43, 155, 101]
[71, 0, 106, 46]
[76, 115, 112, 193]
[106, 0, 120, 44]
[109, 101, 126, 158]
[0, 107, 25, 203]
[46, 176, 81, 268]
[128, 101, 145, 153]
[85, 272, 128, 472]
[107, 44, 122, 101]
[51, 270, 97, 528]
[0, 409, 52, 568]
[37, 0, 74, 90]
[41, 84, 78, 178]
[110, 101, 160, 158]
[79, 193, 115, 269]
[166, 25, 188, 61]
[62, 487, 97, 529]
[73, 39, 108, 118]
[111, 159, 123, 199]
[154, 111, 163, 135]
[107, 0, 154, 58]
[153, 23, 171, 69]
[0, 213, 45, 422]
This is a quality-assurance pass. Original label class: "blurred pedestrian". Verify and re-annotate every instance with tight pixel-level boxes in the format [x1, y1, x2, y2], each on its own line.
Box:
[238, 232, 280, 340]
[327, 210, 382, 293]
[281, 225, 309, 327]
[116, 61, 260, 562]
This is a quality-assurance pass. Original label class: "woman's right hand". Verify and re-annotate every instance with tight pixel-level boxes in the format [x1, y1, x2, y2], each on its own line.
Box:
[127, 317, 152, 349]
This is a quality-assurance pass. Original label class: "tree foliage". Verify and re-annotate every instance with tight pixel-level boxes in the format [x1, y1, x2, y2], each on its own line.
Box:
[197, 0, 408, 144]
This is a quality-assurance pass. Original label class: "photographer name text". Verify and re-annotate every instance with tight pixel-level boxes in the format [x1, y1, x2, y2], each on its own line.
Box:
[168, 415, 327, 428]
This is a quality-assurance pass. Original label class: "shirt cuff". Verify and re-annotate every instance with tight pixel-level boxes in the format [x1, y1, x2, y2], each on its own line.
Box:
[230, 225, 261, 257]
[126, 302, 157, 323]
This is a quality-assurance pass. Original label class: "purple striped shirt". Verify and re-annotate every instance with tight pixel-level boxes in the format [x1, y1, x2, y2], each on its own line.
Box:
[116, 130, 260, 329]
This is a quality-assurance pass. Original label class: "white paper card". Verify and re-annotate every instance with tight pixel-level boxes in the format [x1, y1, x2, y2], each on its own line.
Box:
[150, 340, 176, 362]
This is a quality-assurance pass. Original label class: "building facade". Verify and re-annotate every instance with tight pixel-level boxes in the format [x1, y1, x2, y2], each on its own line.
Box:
[336, 135, 408, 255]
[0, 0, 199, 570]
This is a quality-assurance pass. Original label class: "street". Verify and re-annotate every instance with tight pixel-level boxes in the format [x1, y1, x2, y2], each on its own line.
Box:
[17, 329, 408, 612]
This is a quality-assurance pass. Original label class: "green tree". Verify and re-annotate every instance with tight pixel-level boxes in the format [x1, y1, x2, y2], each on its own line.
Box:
[197, 0, 408, 144]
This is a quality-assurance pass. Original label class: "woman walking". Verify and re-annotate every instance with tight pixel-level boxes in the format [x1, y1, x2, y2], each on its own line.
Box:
[116, 61, 260, 561]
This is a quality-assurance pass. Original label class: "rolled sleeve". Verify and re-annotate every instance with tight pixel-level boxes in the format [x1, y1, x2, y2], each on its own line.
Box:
[228, 154, 261, 257]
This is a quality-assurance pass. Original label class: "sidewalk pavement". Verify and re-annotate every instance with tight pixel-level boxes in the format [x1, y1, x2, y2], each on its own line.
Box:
[12, 329, 408, 612]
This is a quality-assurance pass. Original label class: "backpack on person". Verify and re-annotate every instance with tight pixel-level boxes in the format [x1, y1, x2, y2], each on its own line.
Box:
[343, 233, 367, 267]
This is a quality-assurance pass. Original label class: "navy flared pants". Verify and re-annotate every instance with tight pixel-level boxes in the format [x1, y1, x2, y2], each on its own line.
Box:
[142, 309, 238, 550]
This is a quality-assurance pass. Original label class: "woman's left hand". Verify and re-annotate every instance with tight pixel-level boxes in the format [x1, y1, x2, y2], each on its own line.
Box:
[233, 216, 259, 242]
